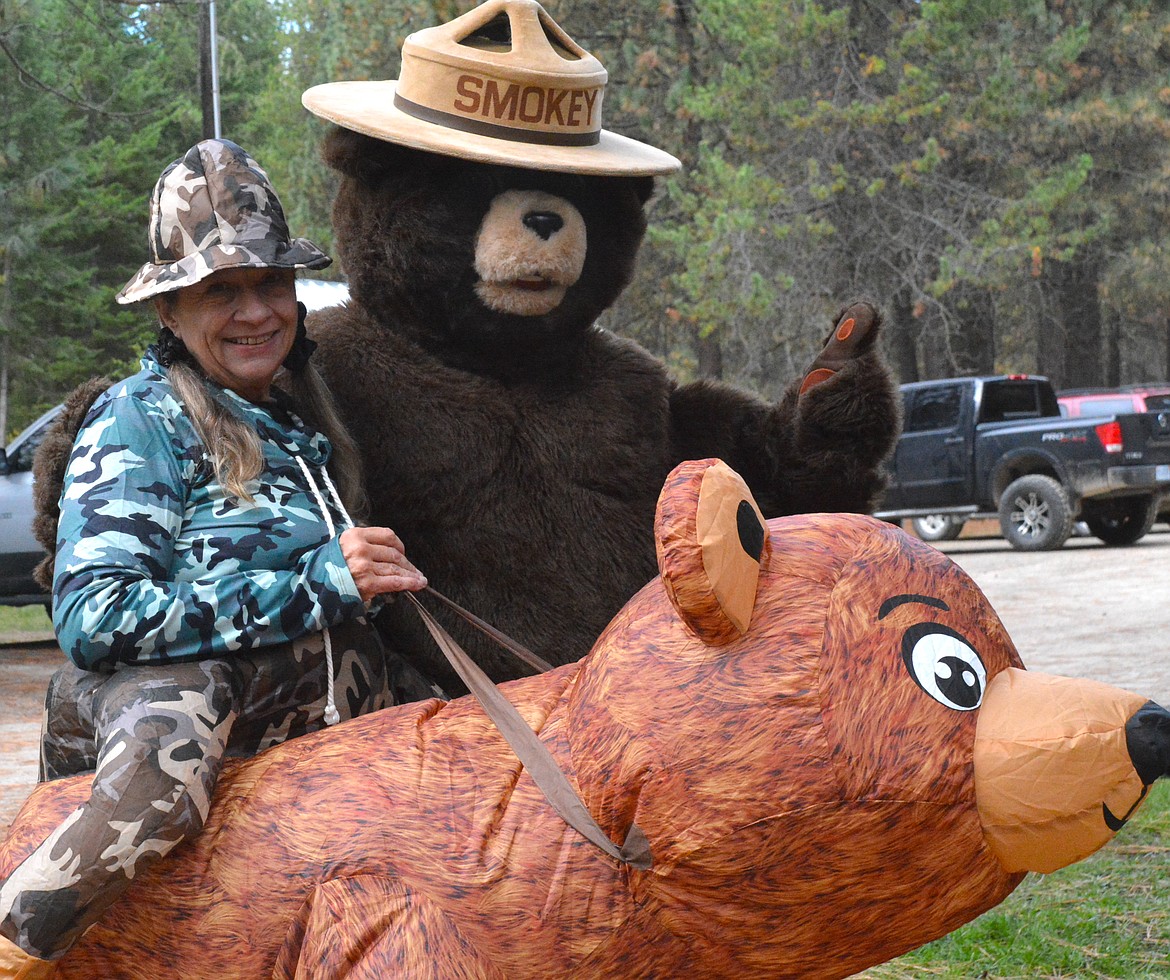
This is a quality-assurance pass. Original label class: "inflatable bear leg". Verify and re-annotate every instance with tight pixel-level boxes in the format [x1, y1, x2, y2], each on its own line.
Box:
[798, 302, 878, 395]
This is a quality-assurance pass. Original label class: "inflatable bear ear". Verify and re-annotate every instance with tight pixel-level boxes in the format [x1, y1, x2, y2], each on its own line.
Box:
[655, 459, 771, 645]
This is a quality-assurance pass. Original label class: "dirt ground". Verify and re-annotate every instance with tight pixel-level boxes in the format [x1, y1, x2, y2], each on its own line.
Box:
[1, 644, 53, 836]
[2, 524, 1168, 836]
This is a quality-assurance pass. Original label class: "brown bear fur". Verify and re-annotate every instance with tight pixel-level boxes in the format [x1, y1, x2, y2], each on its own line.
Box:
[307, 129, 900, 696]
[31, 376, 112, 591]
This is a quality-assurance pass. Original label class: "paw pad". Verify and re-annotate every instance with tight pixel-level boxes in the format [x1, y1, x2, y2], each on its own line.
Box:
[798, 303, 878, 396]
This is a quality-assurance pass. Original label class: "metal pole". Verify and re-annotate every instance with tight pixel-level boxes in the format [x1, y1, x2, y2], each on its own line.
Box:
[208, 0, 222, 138]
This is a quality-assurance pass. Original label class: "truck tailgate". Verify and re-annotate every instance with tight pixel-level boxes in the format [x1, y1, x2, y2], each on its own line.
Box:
[1119, 411, 1170, 466]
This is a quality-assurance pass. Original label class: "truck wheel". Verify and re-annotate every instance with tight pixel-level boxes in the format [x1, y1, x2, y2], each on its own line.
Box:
[1083, 496, 1158, 546]
[911, 515, 965, 542]
[998, 475, 1073, 551]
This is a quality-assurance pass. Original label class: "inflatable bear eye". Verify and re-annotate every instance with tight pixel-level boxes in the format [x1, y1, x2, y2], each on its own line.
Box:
[901, 623, 987, 711]
[656, 459, 770, 645]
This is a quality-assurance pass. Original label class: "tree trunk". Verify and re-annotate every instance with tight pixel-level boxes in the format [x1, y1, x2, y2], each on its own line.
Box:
[0, 249, 10, 441]
[920, 307, 952, 379]
[1104, 309, 1121, 388]
[694, 326, 723, 380]
[1034, 286, 1064, 386]
[887, 288, 919, 383]
[1041, 257, 1103, 390]
[1165, 315, 1170, 382]
[949, 285, 996, 375]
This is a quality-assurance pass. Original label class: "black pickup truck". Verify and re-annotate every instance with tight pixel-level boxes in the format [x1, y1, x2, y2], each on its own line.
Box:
[872, 374, 1170, 550]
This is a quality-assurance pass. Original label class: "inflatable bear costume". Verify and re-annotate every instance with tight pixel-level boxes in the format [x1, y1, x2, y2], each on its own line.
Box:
[302, 0, 901, 695]
[5, 460, 1168, 979]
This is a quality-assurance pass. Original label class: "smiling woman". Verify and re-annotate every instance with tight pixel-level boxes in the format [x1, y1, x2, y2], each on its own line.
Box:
[156, 267, 300, 403]
[0, 139, 427, 976]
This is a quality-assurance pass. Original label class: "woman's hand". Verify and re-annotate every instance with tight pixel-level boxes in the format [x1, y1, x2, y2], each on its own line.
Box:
[339, 527, 428, 603]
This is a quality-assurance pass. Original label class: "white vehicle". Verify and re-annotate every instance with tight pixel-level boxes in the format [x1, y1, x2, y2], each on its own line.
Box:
[296, 278, 349, 313]
[0, 406, 61, 605]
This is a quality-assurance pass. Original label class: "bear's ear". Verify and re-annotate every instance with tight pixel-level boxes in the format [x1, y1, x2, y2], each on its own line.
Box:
[323, 127, 411, 183]
[632, 175, 655, 206]
[655, 459, 770, 645]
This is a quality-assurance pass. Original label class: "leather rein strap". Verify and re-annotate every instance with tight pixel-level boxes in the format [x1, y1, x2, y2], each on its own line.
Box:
[404, 588, 653, 870]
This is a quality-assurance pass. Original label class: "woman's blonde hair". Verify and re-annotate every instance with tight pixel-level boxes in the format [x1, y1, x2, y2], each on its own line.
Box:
[164, 350, 369, 521]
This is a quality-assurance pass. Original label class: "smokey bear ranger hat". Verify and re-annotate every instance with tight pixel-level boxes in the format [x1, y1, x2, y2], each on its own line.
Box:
[117, 139, 332, 305]
[302, 0, 681, 177]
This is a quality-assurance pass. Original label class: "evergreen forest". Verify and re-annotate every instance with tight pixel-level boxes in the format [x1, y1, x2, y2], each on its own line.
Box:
[2, 0, 1168, 436]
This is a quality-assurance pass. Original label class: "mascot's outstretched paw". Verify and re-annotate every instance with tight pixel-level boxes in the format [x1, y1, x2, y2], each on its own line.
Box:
[798, 302, 879, 395]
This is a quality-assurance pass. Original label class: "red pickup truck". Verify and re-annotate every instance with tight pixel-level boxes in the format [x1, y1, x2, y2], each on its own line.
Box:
[1058, 386, 1170, 419]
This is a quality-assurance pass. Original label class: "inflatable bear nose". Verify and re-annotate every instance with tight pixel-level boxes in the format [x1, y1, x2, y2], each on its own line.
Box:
[523, 210, 564, 240]
[974, 668, 1159, 874]
[1126, 701, 1170, 784]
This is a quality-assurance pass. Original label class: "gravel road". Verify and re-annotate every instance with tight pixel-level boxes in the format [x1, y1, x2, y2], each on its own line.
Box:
[3, 524, 1168, 835]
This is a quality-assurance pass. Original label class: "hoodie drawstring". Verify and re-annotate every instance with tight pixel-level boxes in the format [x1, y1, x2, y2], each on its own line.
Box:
[295, 456, 354, 726]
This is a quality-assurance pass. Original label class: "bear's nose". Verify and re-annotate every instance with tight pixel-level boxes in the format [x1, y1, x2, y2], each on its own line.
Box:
[523, 210, 564, 241]
[1127, 701, 1170, 784]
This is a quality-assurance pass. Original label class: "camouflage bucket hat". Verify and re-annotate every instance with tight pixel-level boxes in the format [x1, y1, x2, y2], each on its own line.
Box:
[116, 139, 331, 304]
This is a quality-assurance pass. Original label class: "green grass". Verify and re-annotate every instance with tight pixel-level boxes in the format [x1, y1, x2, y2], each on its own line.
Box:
[860, 781, 1170, 979]
[0, 604, 54, 643]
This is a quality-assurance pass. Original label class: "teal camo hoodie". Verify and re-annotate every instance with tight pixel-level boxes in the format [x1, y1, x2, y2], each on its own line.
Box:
[53, 347, 365, 670]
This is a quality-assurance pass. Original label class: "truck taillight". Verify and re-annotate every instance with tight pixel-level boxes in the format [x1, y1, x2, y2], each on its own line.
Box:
[1095, 420, 1123, 453]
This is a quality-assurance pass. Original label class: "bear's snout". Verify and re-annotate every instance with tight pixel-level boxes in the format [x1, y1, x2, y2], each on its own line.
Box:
[974, 667, 1154, 874]
[474, 189, 587, 317]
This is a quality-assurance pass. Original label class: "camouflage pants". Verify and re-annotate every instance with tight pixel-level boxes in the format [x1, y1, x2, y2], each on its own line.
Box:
[0, 619, 391, 960]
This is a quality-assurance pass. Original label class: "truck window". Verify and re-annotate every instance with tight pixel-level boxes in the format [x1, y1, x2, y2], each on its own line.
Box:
[978, 382, 1058, 423]
[904, 385, 963, 432]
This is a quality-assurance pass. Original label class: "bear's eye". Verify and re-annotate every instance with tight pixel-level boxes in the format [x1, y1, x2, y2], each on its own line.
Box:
[901, 623, 987, 711]
[737, 500, 765, 560]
